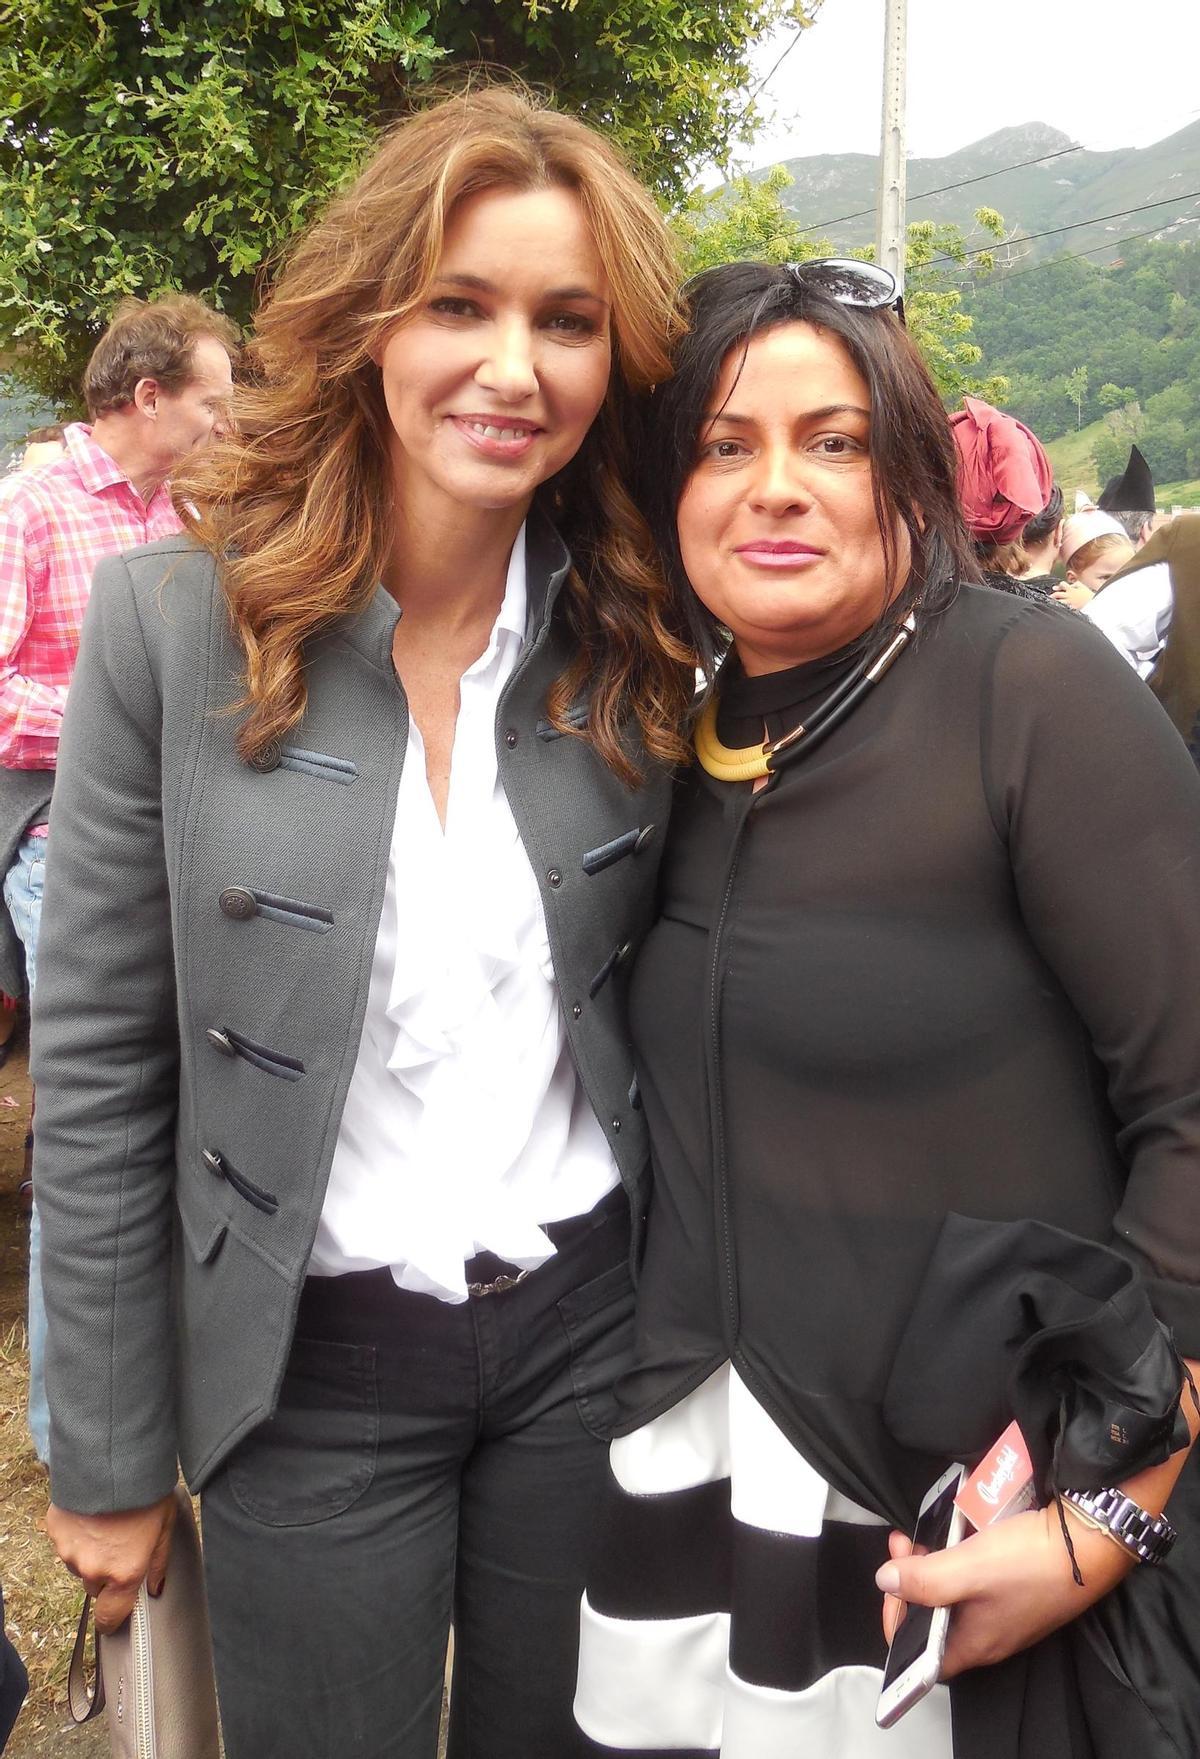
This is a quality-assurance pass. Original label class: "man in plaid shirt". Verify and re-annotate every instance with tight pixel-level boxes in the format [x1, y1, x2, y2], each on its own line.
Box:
[0, 293, 237, 1461]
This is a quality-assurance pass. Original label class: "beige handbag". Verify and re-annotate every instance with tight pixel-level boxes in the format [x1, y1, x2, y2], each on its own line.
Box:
[67, 1487, 221, 1759]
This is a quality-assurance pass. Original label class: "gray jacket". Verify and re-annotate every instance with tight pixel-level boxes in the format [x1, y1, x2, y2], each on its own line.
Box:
[33, 516, 672, 1514]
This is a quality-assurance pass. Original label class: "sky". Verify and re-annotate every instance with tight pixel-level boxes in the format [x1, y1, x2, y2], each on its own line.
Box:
[725, 0, 1200, 175]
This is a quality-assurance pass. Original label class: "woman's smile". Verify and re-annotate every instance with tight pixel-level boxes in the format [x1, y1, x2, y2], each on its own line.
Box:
[450, 413, 544, 459]
[378, 184, 612, 520]
[676, 320, 907, 675]
[732, 538, 826, 568]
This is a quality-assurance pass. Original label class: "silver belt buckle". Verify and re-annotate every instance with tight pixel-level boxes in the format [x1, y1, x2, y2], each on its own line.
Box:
[466, 1268, 530, 1298]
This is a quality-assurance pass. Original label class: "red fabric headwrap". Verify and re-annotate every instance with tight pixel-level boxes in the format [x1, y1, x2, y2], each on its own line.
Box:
[948, 397, 1053, 543]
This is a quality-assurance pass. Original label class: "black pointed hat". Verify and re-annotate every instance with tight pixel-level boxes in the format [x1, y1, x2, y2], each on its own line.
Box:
[1099, 444, 1155, 514]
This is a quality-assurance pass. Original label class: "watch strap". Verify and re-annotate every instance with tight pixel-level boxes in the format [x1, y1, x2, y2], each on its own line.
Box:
[1061, 1486, 1177, 1565]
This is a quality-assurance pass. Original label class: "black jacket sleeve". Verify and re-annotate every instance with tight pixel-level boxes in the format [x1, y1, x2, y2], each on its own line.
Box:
[984, 601, 1200, 1351]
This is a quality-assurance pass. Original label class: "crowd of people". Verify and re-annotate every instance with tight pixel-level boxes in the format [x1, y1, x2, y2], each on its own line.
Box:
[1, 79, 1198, 1759]
[951, 406, 1192, 686]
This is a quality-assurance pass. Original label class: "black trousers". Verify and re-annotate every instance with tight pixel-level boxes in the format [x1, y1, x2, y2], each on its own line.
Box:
[201, 1191, 633, 1759]
[0, 1581, 28, 1754]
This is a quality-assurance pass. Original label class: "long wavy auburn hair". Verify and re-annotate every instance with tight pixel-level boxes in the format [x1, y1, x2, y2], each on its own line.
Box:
[174, 84, 696, 784]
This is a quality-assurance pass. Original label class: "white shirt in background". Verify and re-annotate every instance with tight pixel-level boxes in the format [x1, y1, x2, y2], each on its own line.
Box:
[1081, 560, 1174, 679]
[309, 524, 619, 1302]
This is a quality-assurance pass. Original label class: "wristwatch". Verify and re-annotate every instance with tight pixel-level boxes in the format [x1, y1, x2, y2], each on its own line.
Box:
[1061, 1487, 1177, 1565]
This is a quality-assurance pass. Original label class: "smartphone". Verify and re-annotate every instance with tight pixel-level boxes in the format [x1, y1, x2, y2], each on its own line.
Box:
[875, 1462, 969, 1729]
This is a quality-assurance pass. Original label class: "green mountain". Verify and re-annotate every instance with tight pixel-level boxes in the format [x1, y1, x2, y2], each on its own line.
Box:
[958, 238, 1200, 486]
[760, 120, 1200, 264]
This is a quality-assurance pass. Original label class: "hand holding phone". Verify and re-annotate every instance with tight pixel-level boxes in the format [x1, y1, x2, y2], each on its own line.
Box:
[875, 1463, 968, 1729]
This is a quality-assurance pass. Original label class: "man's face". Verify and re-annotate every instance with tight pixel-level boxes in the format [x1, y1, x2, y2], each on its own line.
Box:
[147, 336, 234, 467]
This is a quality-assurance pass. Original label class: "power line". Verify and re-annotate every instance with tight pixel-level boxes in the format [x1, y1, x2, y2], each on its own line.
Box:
[953, 223, 1183, 286]
[730, 27, 807, 136]
[795, 143, 1084, 236]
[895, 143, 1084, 209]
[726, 98, 1200, 234]
[928, 188, 1200, 264]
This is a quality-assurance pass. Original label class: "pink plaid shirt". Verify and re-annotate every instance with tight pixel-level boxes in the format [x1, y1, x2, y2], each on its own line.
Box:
[0, 422, 181, 771]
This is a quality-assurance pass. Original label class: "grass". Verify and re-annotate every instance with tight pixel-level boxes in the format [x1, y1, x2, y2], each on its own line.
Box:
[1042, 422, 1200, 511]
[0, 1036, 107, 1755]
[1043, 418, 1114, 504]
[0, 1322, 106, 1757]
[1156, 479, 1200, 510]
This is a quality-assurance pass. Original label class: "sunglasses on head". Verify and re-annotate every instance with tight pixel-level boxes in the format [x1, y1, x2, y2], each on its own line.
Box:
[785, 258, 905, 329]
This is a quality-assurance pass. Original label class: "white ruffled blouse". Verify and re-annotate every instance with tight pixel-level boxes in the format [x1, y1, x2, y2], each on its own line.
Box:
[309, 526, 619, 1302]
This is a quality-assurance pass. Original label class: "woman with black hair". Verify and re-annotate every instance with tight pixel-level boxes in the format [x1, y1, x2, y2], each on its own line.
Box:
[977, 480, 1066, 600]
[1013, 482, 1065, 592]
[575, 261, 1200, 1759]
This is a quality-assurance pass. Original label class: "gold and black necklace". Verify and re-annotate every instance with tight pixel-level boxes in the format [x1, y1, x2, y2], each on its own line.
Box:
[694, 614, 917, 783]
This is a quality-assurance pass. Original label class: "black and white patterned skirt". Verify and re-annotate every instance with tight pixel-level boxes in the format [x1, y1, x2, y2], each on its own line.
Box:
[575, 1362, 954, 1757]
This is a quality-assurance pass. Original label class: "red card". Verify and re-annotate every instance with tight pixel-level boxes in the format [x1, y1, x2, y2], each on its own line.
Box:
[955, 1419, 1038, 1530]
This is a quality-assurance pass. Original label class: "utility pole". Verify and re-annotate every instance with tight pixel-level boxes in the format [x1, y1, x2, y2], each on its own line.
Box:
[875, 0, 908, 291]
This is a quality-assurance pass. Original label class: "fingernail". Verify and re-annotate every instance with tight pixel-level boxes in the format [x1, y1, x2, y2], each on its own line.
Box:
[875, 1563, 901, 1594]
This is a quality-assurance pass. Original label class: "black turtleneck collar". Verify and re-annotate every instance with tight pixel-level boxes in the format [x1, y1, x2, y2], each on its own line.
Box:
[716, 636, 865, 748]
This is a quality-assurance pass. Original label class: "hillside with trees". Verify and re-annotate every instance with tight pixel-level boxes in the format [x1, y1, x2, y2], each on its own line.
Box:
[960, 240, 1200, 490]
[679, 165, 1008, 405]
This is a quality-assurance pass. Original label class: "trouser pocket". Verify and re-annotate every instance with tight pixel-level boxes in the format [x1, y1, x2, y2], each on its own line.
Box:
[224, 1336, 378, 1525]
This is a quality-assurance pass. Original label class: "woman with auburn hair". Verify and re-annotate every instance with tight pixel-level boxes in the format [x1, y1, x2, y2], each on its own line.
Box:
[34, 84, 693, 1758]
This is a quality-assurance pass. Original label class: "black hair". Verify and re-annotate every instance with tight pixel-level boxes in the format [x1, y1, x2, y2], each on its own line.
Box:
[637, 261, 978, 681]
[1022, 482, 1063, 547]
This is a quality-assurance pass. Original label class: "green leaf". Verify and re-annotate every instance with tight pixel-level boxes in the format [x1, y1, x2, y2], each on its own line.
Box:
[0, 0, 821, 403]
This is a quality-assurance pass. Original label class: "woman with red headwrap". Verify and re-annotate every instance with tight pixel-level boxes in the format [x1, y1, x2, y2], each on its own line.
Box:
[949, 397, 1060, 600]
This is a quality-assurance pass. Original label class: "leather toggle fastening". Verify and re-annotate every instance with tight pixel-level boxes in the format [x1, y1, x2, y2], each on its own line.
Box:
[200, 1149, 279, 1215]
[218, 887, 333, 933]
[206, 1024, 306, 1081]
[582, 826, 655, 876]
[588, 941, 632, 999]
[535, 703, 589, 741]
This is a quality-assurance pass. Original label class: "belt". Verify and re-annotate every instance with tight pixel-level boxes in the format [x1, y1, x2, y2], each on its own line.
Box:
[464, 1185, 627, 1298]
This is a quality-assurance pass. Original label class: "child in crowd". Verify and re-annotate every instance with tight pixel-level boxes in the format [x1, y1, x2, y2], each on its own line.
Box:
[1054, 510, 1135, 608]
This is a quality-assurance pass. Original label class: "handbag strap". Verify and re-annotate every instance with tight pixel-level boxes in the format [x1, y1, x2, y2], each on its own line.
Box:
[67, 1596, 106, 1725]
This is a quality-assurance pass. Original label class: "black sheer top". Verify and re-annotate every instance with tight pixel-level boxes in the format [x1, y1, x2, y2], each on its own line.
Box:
[618, 586, 1200, 1530]
[981, 568, 1058, 601]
